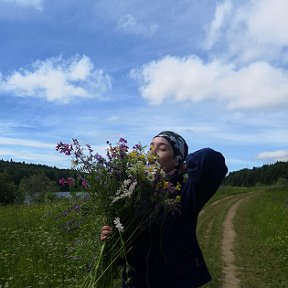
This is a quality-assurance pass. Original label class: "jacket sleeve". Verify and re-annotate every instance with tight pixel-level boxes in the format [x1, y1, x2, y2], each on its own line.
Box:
[183, 148, 228, 213]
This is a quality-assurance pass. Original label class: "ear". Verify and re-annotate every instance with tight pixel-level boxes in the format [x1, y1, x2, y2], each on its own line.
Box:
[173, 157, 179, 168]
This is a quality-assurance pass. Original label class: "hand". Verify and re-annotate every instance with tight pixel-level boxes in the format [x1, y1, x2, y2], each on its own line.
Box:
[100, 225, 113, 241]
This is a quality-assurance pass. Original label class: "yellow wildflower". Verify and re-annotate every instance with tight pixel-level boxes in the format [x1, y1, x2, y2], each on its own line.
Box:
[162, 181, 169, 189]
[175, 182, 181, 191]
[129, 151, 138, 158]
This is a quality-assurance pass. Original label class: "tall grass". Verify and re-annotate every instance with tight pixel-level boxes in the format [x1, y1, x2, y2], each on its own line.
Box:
[234, 187, 288, 287]
[0, 201, 101, 287]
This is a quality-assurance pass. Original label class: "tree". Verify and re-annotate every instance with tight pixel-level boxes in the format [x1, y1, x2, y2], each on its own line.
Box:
[0, 173, 18, 204]
[18, 173, 58, 203]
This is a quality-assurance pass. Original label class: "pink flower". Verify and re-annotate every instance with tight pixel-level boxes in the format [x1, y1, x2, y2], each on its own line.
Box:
[59, 177, 66, 186]
[81, 179, 88, 189]
[66, 177, 75, 187]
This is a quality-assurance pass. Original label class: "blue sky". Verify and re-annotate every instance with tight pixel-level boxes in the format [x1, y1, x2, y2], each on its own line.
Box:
[0, 0, 288, 173]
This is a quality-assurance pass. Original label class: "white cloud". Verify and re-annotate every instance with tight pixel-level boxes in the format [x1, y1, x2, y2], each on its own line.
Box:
[203, 0, 232, 50]
[2, 0, 43, 10]
[0, 148, 71, 168]
[117, 14, 158, 37]
[0, 136, 54, 149]
[204, 0, 288, 63]
[247, 0, 288, 45]
[0, 55, 112, 104]
[0, 120, 33, 134]
[131, 55, 288, 110]
[255, 150, 288, 162]
[0, 138, 109, 168]
[131, 0, 288, 111]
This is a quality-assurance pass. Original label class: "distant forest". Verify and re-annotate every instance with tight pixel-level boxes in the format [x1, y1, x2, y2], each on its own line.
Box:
[0, 159, 71, 186]
[223, 161, 288, 186]
[0, 159, 287, 204]
[0, 160, 71, 204]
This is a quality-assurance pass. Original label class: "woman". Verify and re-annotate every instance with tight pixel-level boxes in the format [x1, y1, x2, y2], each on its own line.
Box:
[101, 131, 228, 288]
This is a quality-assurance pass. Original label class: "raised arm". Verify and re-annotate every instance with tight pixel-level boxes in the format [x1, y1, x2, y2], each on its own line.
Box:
[182, 148, 228, 213]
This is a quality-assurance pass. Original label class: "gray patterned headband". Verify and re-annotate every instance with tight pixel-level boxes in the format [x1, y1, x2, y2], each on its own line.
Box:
[154, 131, 188, 164]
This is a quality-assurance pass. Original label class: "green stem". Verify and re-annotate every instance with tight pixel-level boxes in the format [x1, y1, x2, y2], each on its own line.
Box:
[80, 242, 106, 288]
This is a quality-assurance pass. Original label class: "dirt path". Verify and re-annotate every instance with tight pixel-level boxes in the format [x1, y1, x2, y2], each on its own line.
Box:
[221, 195, 252, 288]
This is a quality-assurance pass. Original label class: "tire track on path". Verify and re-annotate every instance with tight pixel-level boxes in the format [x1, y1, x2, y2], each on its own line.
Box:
[221, 194, 253, 288]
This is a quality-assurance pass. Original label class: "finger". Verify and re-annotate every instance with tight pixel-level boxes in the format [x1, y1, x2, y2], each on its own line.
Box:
[101, 225, 113, 231]
[100, 234, 108, 241]
[100, 231, 112, 241]
[101, 231, 112, 237]
[100, 226, 113, 241]
[101, 229, 112, 236]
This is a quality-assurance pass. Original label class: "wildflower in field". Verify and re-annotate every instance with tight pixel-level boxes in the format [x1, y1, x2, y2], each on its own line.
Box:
[66, 177, 75, 187]
[58, 177, 76, 187]
[113, 217, 124, 232]
[59, 178, 66, 186]
[81, 179, 88, 189]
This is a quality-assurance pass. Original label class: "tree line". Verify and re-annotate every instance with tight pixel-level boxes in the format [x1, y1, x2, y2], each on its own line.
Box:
[223, 161, 288, 187]
[1, 159, 287, 204]
[0, 159, 71, 204]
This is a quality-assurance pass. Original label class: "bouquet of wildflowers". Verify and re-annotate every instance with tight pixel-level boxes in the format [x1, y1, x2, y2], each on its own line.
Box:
[56, 138, 181, 287]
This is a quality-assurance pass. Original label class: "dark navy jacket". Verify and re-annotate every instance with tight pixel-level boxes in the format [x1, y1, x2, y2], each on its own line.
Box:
[123, 148, 228, 288]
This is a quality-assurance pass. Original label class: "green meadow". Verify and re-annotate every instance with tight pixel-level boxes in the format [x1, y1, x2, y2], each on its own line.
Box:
[0, 201, 102, 288]
[0, 187, 287, 287]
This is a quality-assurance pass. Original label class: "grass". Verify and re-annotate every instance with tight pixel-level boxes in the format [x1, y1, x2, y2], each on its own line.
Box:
[234, 187, 288, 287]
[0, 186, 287, 287]
[0, 200, 101, 288]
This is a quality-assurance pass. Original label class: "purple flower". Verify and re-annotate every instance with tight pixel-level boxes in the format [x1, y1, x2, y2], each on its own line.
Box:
[119, 138, 127, 144]
[118, 138, 129, 153]
[133, 143, 142, 150]
[59, 177, 66, 186]
[56, 142, 73, 155]
[119, 141, 128, 149]
[86, 144, 93, 153]
[72, 138, 80, 146]
[95, 153, 105, 162]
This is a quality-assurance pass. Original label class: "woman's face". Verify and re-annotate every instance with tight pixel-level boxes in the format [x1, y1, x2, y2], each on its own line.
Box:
[150, 137, 178, 173]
